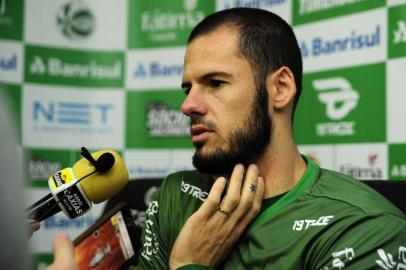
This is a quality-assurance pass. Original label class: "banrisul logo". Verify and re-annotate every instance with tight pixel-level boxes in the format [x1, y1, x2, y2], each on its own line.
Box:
[0, 0, 23, 40]
[300, 26, 380, 58]
[294, 63, 385, 144]
[389, 144, 406, 180]
[25, 45, 124, 87]
[292, 0, 384, 25]
[126, 91, 193, 148]
[56, 0, 95, 40]
[147, 102, 189, 137]
[389, 4, 406, 59]
[129, 0, 215, 48]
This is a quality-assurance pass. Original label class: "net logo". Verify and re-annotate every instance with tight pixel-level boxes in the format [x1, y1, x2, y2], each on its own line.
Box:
[56, 1, 95, 40]
[32, 100, 114, 126]
[314, 77, 359, 137]
[147, 102, 189, 137]
[393, 20, 406, 44]
[0, 53, 16, 71]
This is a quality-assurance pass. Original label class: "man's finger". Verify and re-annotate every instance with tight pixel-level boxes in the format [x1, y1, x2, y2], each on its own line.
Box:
[220, 164, 245, 212]
[237, 176, 265, 231]
[197, 177, 227, 218]
[52, 232, 77, 270]
[232, 164, 259, 216]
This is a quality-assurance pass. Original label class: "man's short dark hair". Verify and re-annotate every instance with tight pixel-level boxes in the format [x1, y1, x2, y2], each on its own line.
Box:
[188, 8, 303, 119]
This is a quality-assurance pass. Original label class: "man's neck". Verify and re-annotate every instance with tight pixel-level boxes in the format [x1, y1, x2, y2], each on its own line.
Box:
[256, 136, 307, 199]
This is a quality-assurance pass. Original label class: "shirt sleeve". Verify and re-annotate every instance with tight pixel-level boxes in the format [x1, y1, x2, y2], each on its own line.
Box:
[313, 212, 406, 270]
[137, 177, 172, 270]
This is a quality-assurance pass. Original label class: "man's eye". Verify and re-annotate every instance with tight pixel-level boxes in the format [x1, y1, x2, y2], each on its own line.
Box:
[209, 80, 225, 88]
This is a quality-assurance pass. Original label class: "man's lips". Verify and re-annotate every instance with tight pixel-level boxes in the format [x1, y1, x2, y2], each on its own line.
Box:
[191, 125, 213, 143]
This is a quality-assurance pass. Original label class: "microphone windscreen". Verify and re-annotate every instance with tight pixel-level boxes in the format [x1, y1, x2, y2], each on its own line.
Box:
[73, 150, 129, 203]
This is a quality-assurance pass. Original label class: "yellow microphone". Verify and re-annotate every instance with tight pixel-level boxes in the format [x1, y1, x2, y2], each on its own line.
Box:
[25, 148, 129, 222]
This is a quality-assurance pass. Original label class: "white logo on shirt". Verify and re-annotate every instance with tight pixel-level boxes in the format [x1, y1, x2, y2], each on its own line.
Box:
[376, 246, 406, 269]
[141, 201, 160, 261]
[321, 247, 355, 270]
[181, 180, 208, 201]
[293, 215, 334, 231]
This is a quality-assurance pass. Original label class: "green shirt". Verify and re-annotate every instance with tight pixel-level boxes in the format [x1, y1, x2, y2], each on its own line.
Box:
[138, 157, 406, 269]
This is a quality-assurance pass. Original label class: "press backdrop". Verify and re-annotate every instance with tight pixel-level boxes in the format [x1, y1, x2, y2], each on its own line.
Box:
[0, 0, 405, 267]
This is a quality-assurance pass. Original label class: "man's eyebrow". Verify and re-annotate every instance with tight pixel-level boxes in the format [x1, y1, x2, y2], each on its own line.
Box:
[181, 71, 233, 88]
[200, 71, 232, 81]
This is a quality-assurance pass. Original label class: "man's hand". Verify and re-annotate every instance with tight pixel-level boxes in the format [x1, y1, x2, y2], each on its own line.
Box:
[169, 164, 264, 269]
[46, 233, 79, 270]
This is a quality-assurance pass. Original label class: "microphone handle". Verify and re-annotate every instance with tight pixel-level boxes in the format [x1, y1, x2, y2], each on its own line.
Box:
[25, 193, 61, 222]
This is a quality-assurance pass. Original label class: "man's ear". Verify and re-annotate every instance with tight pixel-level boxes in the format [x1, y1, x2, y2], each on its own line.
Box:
[266, 66, 296, 110]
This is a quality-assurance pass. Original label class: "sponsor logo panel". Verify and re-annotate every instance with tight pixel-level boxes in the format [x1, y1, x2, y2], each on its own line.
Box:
[335, 143, 387, 180]
[292, 0, 384, 26]
[0, 40, 22, 83]
[25, 45, 124, 87]
[125, 149, 194, 179]
[128, 0, 215, 48]
[298, 144, 335, 170]
[216, 0, 291, 23]
[126, 47, 185, 90]
[375, 246, 406, 269]
[126, 90, 192, 148]
[0, 0, 23, 40]
[388, 0, 406, 6]
[24, 148, 81, 187]
[26, 187, 105, 253]
[22, 85, 125, 149]
[0, 83, 21, 135]
[294, 63, 386, 144]
[295, 9, 386, 73]
[387, 58, 406, 143]
[24, 0, 126, 49]
[388, 4, 406, 59]
[389, 144, 406, 180]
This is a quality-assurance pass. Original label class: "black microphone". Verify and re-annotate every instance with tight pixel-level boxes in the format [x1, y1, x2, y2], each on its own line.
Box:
[25, 148, 128, 222]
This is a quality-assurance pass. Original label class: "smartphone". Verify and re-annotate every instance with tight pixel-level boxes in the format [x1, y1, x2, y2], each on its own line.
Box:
[73, 202, 140, 270]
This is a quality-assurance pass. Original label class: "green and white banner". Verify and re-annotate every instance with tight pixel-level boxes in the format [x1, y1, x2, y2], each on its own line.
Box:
[1, 0, 405, 268]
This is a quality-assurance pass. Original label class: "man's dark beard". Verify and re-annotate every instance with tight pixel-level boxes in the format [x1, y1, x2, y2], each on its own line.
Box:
[192, 84, 271, 175]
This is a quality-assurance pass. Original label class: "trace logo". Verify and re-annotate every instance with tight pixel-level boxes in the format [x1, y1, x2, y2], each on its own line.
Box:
[394, 20, 406, 44]
[181, 180, 208, 202]
[313, 77, 359, 137]
[315, 77, 359, 121]
[56, 1, 95, 40]
[376, 246, 406, 269]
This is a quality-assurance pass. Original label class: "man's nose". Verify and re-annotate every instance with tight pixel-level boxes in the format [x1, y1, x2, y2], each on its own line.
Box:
[181, 88, 207, 117]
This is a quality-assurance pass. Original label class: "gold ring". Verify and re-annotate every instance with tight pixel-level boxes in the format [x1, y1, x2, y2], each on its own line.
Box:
[218, 206, 232, 216]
